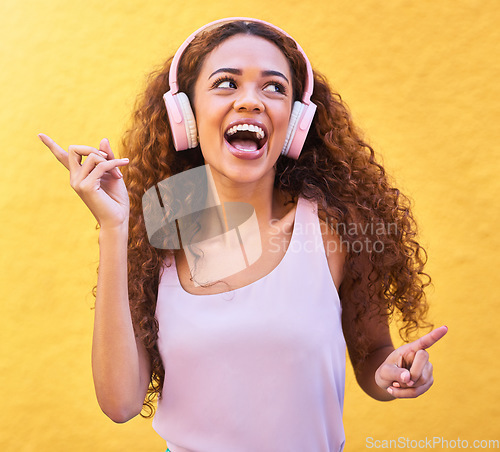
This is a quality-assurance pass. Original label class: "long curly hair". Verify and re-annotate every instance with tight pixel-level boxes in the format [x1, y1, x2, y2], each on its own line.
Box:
[120, 20, 431, 417]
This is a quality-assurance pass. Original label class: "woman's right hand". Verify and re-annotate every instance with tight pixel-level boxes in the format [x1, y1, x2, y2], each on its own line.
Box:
[39, 134, 130, 229]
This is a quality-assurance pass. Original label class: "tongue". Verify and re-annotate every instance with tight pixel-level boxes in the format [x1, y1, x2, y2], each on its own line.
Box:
[231, 139, 258, 151]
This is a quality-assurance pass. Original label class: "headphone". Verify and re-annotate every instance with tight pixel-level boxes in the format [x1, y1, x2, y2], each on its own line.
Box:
[163, 17, 317, 160]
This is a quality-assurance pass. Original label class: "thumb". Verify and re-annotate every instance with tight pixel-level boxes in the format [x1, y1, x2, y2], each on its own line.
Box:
[384, 364, 412, 386]
[99, 138, 115, 158]
[99, 138, 122, 179]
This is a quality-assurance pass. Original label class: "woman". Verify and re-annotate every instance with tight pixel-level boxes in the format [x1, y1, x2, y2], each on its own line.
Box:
[40, 17, 447, 452]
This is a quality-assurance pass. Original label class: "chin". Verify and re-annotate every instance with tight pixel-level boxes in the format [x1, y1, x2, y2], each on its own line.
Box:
[209, 157, 276, 187]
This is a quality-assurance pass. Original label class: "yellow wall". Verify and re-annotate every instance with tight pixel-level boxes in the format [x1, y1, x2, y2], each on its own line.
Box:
[1, 0, 499, 450]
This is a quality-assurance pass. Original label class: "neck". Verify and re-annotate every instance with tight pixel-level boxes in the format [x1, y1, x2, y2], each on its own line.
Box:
[206, 165, 278, 224]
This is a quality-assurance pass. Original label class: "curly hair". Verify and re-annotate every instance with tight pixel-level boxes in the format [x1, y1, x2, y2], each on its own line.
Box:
[119, 20, 431, 417]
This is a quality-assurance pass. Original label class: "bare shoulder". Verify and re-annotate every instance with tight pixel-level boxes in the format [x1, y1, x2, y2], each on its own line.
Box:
[317, 208, 346, 290]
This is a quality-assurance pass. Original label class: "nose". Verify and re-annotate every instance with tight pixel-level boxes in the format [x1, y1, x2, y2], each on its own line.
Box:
[233, 86, 264, 112]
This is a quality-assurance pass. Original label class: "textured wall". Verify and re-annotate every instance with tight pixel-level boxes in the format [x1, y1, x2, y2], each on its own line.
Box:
[1, 0, 499, 450]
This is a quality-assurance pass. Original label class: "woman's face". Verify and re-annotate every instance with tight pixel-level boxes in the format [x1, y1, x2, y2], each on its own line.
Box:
[192, 34, 293, 187]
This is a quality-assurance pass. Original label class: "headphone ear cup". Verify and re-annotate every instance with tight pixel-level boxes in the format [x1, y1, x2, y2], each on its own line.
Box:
[177, 92, 198, 149]
[282, 101, 317, 160]
[281, 102, 304, 159]
[163, 91, 198, 151]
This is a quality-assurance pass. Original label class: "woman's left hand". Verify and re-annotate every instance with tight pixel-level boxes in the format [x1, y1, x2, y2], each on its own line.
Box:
[375, 325, 448, 398]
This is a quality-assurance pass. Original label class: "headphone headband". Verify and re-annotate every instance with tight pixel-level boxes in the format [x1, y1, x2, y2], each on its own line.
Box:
[168, 17, 314, 106]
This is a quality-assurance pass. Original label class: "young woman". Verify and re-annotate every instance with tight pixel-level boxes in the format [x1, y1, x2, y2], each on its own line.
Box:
[40, 17, 447, 452]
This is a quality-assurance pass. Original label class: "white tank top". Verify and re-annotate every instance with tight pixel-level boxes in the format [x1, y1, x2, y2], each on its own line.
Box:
[153, 196, 346, 451]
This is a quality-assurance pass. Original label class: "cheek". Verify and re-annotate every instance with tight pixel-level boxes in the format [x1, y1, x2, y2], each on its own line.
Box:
[197, 116, 221, 143]
[273, 105, 293, 137]
[194, 98, 226, 137]
[196, 115, 224, 160]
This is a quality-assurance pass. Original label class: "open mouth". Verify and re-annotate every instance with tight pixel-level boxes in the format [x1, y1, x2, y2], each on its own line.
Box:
[224, 123, 268, 152]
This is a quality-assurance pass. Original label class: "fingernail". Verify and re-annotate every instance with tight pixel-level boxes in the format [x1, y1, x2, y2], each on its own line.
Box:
[387, 387, 393, 395]
[99, 151, 108, 158]
[408, 380, 414, 386]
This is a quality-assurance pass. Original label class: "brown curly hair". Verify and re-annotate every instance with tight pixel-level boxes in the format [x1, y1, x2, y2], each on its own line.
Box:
[120, 20, 431, 417]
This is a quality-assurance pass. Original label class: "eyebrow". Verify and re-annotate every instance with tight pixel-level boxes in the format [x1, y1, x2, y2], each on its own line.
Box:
[208, 67, 290, 84]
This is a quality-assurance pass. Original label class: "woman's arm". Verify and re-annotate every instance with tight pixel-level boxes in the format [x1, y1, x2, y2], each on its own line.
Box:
[40, 134, 151, 422]
[321, 218, 446, 400]
[92, 224, 151, 422]
[341, 307, 396, 401]
[321, 216, 396, 399]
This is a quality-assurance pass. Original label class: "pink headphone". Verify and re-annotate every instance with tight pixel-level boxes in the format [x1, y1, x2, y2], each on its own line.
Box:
[163, 17, 317, 160]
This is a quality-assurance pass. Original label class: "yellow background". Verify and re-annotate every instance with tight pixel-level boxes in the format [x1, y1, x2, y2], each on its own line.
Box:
[1, 0, 499, 450]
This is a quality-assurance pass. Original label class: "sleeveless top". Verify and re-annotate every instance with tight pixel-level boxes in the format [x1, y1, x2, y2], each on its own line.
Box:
[153, 196, 346, 452]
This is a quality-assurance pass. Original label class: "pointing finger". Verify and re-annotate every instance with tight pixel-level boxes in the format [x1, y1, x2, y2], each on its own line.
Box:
[38, 133, 70, 170]
[408, 325, 448, 353]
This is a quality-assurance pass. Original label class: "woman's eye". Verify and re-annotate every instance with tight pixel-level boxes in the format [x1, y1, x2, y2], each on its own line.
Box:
[214, 79, 237, 89]
[263, 82, 286, 94]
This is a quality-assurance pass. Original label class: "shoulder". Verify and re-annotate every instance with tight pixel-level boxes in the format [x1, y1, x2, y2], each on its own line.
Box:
[317, 207, 346, 290]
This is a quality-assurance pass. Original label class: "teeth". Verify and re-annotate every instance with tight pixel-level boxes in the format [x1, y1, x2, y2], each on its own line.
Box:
[226, 124, 265, 140]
